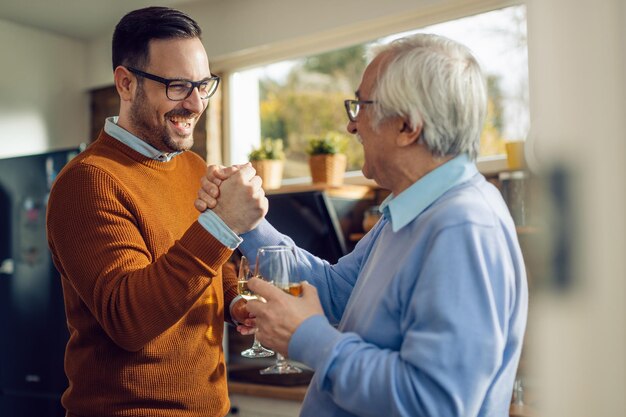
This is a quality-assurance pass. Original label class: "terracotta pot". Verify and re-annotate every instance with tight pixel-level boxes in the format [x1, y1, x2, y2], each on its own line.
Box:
[308, 153, 347, 186]
[251, 159, 283, 190]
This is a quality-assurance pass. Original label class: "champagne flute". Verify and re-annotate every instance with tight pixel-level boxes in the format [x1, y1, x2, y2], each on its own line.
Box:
[238, 255, 274, 358]
[254, 246, 303, 375]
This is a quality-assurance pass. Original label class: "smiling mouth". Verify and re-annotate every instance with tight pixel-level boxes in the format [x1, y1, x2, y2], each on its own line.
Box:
[169, 116, 193, 129]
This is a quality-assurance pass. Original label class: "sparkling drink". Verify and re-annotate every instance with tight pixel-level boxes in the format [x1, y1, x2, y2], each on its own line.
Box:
[256, 246, 303, 374]
[281, 282, 303, 297]
[237, 280, 255, 300]
[238, 256, 274, 358]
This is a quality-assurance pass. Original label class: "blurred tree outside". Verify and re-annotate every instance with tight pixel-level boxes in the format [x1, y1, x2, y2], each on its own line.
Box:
[261, 73, 507, 178]
[258, 20, 521, 178]
[480, 75, 507, 157]
[302, 45, 366, 93]
[260, 45, 366, 178]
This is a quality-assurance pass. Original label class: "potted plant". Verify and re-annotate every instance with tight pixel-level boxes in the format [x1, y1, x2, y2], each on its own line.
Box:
[306, 132, 348, 186]
[248, 138, 285, 190]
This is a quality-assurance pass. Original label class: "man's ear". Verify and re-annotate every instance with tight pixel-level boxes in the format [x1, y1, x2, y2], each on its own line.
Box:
[397, 119, 422, 147]
[114, 66, 135, 102]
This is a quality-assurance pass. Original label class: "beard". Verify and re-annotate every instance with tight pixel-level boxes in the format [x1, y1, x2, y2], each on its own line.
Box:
[129, 85, 195, 153]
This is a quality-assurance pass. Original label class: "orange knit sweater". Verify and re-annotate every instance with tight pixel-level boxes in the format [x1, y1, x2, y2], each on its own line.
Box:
[46, 133, 238, 417]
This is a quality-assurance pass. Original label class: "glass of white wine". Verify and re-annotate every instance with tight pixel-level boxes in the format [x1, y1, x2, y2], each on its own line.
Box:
[238, 255, 274, 358]
[255, 245, 303, 375]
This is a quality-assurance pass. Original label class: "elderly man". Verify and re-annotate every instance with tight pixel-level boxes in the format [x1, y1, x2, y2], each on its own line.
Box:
[199, 33, 528, 417]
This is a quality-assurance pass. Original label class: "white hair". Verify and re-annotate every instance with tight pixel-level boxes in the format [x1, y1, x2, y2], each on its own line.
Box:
[369, 33, 487, 160]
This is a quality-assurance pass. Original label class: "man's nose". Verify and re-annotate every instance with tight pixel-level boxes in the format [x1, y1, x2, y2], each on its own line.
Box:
[346, 120, 357, 135]
[183, 87, 205, 114]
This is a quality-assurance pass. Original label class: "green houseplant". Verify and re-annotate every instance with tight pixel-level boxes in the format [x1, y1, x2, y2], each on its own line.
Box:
[248, 138, 285, 190]
[306, 132, 348, 186]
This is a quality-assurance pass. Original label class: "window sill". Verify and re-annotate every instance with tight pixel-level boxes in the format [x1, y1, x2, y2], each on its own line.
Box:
[278, 154, 508, 188]
[476, 154, 508, 175]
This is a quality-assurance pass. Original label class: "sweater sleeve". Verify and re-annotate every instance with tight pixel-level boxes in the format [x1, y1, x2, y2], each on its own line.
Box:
[221, 260, 239, 323]
[240, 218, 382, 324]
[47, 163, 233, 352]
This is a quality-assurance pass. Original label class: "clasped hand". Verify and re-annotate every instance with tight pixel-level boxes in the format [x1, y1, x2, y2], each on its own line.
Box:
[194, 163, 268, 235]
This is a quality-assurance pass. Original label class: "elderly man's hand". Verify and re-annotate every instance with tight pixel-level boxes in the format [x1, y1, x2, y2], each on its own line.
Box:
[245, 278, 324, 356]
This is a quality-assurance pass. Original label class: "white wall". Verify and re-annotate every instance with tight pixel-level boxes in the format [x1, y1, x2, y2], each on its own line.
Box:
[0, 19, 88, 158]
[85, 0, 515, 87]
[189, 0, 459, 61]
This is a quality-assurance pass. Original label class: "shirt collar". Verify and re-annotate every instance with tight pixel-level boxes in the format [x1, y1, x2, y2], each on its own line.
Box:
[379, 153, 478, 232]
[104, 116, 182, 162]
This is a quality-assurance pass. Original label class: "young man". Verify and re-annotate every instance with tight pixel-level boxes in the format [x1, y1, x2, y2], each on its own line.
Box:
[46, 7, 267, 417]
[198, 34, 528, 417]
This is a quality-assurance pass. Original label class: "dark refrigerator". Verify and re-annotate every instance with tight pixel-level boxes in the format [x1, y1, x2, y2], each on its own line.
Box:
[0, 147, 81, 417]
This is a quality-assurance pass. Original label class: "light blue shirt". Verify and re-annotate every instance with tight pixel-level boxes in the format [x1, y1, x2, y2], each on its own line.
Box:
[379, 153, 477, 231]
[104, 117, 242, 250]
[240, 154, 528, 417]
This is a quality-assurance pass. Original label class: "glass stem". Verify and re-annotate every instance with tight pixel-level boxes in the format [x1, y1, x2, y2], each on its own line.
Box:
[276, 352, 288, 367]
[252, 333, 262, 348]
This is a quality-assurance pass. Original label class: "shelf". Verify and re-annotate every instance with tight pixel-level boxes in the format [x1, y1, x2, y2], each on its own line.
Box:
[266, 183, 374, 200]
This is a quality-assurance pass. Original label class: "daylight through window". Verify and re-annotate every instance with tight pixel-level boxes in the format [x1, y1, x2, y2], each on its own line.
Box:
[229, 5, 529, 180]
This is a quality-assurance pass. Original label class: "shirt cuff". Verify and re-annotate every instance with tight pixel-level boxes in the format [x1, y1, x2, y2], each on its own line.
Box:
[239, 219, 286, 255]
[288, 314, 343, 370]
[198, 210, 243, 250]
[229, 295, 244, 326]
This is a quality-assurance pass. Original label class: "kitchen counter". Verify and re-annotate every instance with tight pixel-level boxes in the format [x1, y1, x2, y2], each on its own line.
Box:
[510, 403, 537, 417]
[228, 381, 307, 402]
[228, 381, 537, 416]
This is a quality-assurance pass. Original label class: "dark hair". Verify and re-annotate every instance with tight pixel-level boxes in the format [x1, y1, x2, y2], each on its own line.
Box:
[112, 6, 202, 71]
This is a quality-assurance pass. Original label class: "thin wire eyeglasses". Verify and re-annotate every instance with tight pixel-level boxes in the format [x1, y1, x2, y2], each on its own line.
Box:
[344, 99, 375, 122]
[126, 67, 220, 101]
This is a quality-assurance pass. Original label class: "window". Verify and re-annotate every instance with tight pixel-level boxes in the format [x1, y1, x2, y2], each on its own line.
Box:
[228, 5, 528, 180]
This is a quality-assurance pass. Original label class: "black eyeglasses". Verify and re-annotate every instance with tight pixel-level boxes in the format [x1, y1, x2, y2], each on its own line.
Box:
[344, 99, 375, 122]
[126, 67, 220, 101]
